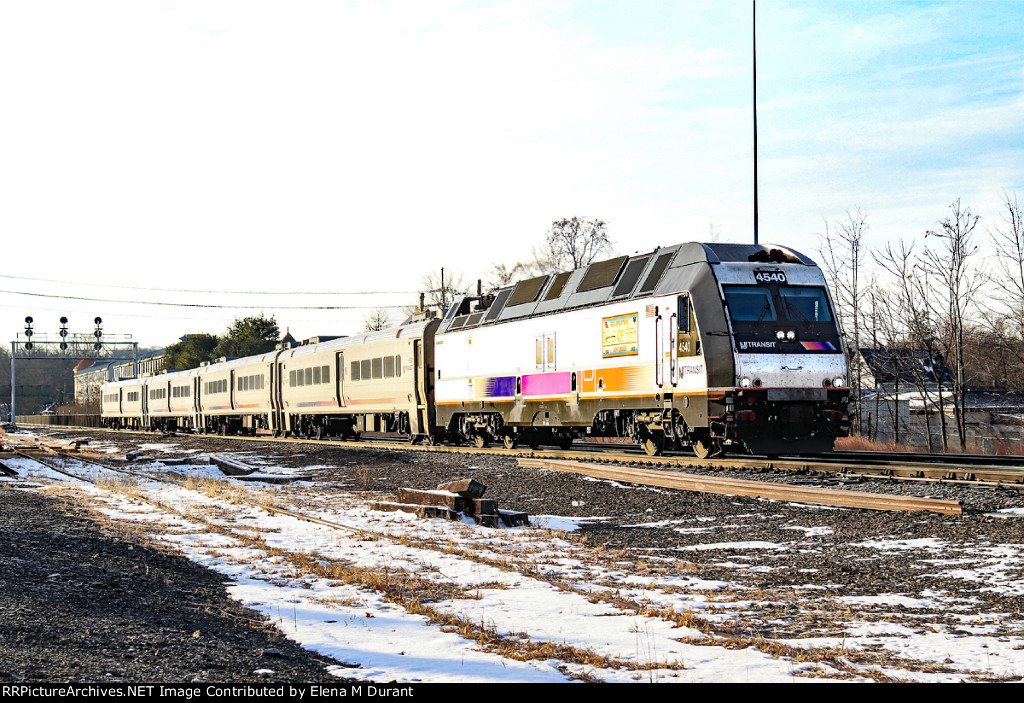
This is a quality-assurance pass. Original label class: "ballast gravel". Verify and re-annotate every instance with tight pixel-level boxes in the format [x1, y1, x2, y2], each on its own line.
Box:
[0, 487, 346, 683]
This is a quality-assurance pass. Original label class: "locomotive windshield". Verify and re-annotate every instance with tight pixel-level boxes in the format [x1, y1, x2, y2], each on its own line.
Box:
[723, 287, 776, 321]
[723, 284, 841, 353]
[779, 287, 832, 323]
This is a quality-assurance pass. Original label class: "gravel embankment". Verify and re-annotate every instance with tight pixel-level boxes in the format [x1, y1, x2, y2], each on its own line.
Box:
[0, 485, 347, 683]
[5, 428, 1024, 677]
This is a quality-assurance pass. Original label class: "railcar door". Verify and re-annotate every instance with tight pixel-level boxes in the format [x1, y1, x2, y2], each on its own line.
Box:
[412, 340, 425, 436]
[334, 352, 344, 407]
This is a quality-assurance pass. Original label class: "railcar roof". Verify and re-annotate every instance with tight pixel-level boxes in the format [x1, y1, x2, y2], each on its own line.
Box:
[438, 241, 817, 334]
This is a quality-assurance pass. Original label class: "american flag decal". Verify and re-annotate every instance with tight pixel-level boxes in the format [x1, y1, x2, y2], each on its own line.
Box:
[646, 304, 656, 318]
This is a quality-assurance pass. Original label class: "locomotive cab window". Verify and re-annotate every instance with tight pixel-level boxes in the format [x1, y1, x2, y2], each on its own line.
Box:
[723, 286, 776, 322]
[779, 287, 833, 323]
[678, 294, 691, 333]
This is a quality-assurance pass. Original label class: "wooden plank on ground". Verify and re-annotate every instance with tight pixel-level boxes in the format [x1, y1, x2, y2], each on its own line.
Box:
[518, 458, 962, 515]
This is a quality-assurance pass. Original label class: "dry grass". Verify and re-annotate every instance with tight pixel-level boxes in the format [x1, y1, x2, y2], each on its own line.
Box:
[838, 433, 1024, 456]
[834, 436, 922, 453]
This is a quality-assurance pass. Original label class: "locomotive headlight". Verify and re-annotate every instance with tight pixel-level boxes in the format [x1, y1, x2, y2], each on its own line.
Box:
[786, 330, 796, 341]
[833, 376, 845, 388]
[775, 330, 785, 340]
[740, 377, 751, 388]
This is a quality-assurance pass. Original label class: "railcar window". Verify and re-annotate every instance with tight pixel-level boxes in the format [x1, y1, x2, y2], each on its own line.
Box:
[372, 357, 383, 379]
[723, 286, 776, 322]
[289, 370, 296, 387]
[313, 366, 321, 385]
[384, 356, 395, 378]
[322, 365, 330, 383]
[395, 356, 401, 377]
[351, 361, 361, 381]
[780, 287, 833, 322]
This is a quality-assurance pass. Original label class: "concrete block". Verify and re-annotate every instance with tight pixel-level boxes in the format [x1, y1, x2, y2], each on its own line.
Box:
[499, 510, 530, 527]
[466, 498, 497, 516]
[396, 487, 466, 511]
[436, 478, 486, 498]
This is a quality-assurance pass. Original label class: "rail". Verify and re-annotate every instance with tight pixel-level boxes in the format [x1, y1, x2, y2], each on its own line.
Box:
[518, 457, 963, 515]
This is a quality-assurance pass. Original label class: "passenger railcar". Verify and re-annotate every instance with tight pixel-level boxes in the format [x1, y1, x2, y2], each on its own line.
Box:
[277, 320, 438, 441]
[101, 319, 439, 442]
[144, 367, 202, 432]
[101, 377, 147, 430]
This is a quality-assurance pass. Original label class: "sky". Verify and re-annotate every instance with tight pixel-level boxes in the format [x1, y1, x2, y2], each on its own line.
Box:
[2, 0, 1022, 349]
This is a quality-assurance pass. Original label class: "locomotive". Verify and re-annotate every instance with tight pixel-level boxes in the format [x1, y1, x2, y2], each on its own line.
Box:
[101, 242, 851, 457]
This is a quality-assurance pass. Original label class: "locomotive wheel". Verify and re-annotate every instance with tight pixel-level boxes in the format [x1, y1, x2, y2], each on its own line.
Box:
[473, 433, 488, 449]
[642, 431, 665, 457]
[503, 433, 518, 450]
[692, 436, 722, 459]
[558, 434, 573, 450]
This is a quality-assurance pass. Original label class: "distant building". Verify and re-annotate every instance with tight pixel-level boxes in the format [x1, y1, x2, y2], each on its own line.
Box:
[73, 349, 166, 404]
[74, 360, 116, 402]
[855, 348, 1024, 451]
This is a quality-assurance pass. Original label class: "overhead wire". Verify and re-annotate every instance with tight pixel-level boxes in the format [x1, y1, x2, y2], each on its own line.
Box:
[0, 273, 417, 296]
[0, 289, 414, 310]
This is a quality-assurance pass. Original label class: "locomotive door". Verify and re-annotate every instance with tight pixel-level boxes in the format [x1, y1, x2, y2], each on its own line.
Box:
[673, 293, 700, 386]
[535, 333, 556, 371]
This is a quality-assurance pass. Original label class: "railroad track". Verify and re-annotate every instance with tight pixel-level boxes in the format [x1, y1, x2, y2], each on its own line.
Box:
[12, 424, 1024, 489]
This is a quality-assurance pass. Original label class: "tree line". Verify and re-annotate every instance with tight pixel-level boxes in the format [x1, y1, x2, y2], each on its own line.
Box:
[162, 315, 281, 371]
[820, 190, 1024, 450]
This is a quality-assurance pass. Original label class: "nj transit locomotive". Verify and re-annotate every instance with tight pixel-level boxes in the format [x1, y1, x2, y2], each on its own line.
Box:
[101, 242, 851, 457]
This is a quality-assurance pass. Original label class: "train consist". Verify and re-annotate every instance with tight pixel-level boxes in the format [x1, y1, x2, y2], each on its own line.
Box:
[101, 242, 851, 456]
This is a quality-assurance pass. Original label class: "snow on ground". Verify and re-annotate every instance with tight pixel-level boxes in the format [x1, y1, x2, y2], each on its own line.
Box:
[6, 433, 1024, 683]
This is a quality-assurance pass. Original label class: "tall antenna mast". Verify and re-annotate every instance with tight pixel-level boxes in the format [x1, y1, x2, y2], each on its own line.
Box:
[753, 0, 759, 245]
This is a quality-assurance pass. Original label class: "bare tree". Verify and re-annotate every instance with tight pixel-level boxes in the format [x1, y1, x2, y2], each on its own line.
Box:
[708, 218, 723, 242]
[362, 307, 391, 332]
[920, 199, 986, 449]
[482, 262, 526, 294]
[985, 190, 1024, 383]
[538, 217, 613, 272]
[818, 207, 868, 433]
[419, 268, 469, 311]
[874, 239, 945, 449]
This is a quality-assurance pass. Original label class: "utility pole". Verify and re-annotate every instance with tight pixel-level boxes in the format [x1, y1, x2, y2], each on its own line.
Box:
[753, 0, 759, 245]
